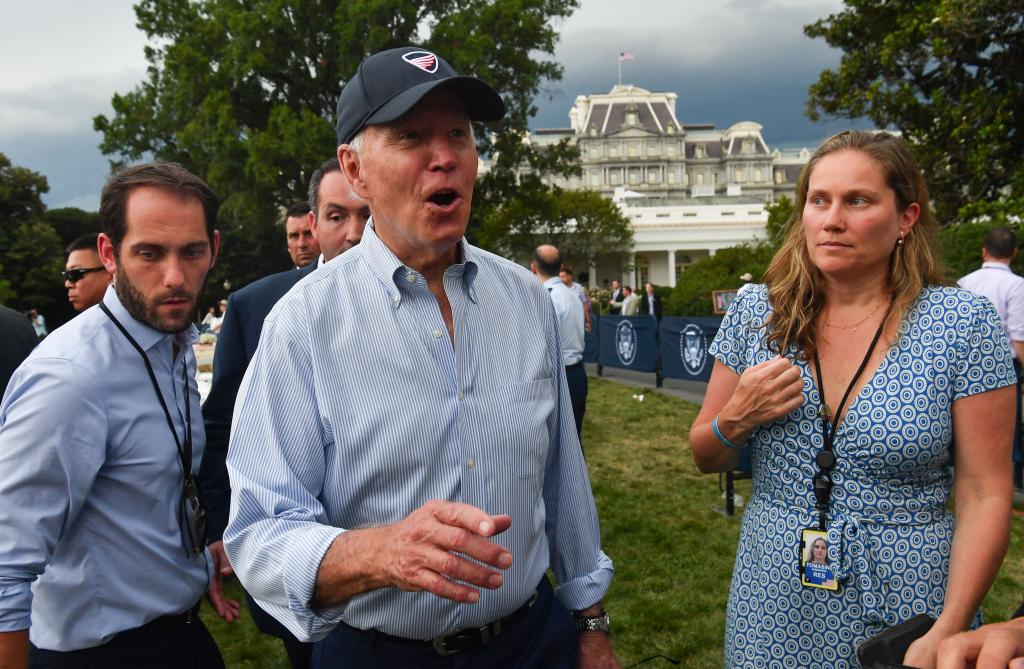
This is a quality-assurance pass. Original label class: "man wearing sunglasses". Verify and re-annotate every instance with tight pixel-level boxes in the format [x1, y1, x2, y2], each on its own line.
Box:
[63, 234, 113, 312]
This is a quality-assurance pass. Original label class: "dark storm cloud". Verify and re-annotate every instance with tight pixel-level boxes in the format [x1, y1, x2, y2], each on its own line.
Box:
[532, 0, 869, 146]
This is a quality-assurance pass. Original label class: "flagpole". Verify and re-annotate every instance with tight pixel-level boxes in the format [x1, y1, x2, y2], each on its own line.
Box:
[618, 55, 622, 86]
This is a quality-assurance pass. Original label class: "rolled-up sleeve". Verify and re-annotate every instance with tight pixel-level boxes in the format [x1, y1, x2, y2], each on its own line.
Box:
[538, 299, 614, 611]
[0, 359, 106, 631]
[223, 300, 347, 642]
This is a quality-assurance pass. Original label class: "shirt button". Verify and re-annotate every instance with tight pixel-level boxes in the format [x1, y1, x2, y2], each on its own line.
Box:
[406, 273, 416, 283]
[392, 295, 400, 304]
[468, 458, 476, 469]
[458, 391, 464, 401]
[433, 329, 442, 338]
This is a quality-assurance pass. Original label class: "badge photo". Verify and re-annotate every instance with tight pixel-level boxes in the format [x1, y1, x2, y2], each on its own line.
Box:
[800, 528, 838, 591]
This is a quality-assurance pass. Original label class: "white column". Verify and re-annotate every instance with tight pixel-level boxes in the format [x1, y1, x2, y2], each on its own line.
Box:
[668, 249, 677, 288]
[589, 262, 598, 290]
[629, 254, 637, 289]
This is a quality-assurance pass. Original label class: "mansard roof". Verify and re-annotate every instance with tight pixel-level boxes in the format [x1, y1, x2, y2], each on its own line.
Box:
[573, 85, 681, 135]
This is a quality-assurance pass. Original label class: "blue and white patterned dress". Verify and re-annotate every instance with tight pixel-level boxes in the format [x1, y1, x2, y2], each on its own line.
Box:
[709, 285, 1014, 669]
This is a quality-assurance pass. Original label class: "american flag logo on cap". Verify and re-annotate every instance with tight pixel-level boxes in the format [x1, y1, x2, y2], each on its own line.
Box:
[402, 50, 438, 74]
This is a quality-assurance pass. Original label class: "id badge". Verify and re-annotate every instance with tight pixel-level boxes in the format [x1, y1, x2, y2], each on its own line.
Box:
[800, 528, 838, 591]
[183, 474, 208, 554]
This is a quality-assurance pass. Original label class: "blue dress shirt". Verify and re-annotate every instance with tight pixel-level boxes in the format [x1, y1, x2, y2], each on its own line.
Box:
[225, 223, 613, 642]
[544, 277, 585, 366]
[0, 287, 210, 651]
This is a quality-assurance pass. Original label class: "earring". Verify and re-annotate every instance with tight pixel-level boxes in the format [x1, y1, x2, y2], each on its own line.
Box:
[896, 232, 905, 247]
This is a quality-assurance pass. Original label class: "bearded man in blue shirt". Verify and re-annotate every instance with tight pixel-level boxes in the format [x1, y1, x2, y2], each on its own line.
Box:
[0, 162, 238, 668]
[224, 47, 619, 669]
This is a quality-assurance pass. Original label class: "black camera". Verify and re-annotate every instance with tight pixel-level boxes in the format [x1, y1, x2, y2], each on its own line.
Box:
[856, 614, 934, 669]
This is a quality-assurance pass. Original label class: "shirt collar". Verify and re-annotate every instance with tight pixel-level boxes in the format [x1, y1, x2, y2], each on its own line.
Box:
[982, 261, 1013, 272]
[101, 285, 199, 352]
[360, 219, 479, 307]
[543, 276, 563, 291]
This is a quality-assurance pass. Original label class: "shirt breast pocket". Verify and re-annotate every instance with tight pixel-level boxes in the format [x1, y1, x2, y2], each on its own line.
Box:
[492, 378, 555, 479]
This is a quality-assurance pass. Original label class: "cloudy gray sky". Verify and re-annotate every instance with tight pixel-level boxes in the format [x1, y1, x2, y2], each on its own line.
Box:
[0, 0, 860, 212]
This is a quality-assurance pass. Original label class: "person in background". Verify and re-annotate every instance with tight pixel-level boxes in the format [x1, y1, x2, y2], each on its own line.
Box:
[307, 157, 371, 264]
[608, 279, 623, 315]
[957, 226, 1024, 488]
[209, 299, 227, 333]
[559, 266, 593, 333]
[613, 286, 639, 316]
[200, 158, 369, 669]
[690, 130, 1014, 669]
[638, 281, 662, 320]
[285, 201, 320, 269]
[27, 309, 46, 339]
[63, 234, 113, 312]
[535, 245, 588, 440]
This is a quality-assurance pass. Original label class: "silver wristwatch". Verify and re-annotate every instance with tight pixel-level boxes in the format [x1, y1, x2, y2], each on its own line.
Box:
[574, 610, 611, 634]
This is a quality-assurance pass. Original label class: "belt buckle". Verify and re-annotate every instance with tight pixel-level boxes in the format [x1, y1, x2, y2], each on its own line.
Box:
[432, 635, 460, 656]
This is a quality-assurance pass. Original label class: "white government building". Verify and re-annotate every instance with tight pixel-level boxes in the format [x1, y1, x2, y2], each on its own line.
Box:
[525, 84, 811, 289]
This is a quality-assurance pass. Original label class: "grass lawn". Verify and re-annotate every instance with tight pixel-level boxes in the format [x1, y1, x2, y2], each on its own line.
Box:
[206, 377, 1024, 668]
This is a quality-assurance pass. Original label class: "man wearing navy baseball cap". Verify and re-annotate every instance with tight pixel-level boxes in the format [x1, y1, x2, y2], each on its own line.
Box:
[225, 46, 619, 668]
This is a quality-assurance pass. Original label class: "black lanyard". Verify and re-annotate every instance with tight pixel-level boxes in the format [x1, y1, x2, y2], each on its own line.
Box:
[810, 298, 893, 531]
[100, 302, 206, 556]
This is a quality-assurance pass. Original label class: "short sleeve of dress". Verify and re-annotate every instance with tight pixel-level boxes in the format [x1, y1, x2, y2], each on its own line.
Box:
[709, 285, 763, 376]
[953, 294, 1016, 401]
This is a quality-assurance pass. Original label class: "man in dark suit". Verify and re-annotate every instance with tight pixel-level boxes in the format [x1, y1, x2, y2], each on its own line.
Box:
[638, 281, 663, 320]
[608, 279, 623, 315]
[0, 306, 37, 393]
[199, 159, 369, 668]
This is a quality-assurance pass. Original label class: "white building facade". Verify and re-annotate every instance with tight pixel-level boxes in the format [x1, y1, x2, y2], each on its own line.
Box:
[527, 84, 811, 289]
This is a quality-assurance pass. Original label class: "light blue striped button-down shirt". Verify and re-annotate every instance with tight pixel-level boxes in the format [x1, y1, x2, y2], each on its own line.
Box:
[0, 287, 210, 651]
[545, 277, 585, 366]
[225, 222, 613, 642]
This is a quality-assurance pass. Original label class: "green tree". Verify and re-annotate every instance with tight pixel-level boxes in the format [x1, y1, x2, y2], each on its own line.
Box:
[0, 154, 63, 311]
[764, 195, 794, 249]
[44, 207, 103, 248]
[94, 0, 582, 299]
[479, 187, 633, 270]
[804, 0, 1024, 220]
[0, 153, 48, 228]
[664, 244, 777, 317]
[3, 221, 66, 313]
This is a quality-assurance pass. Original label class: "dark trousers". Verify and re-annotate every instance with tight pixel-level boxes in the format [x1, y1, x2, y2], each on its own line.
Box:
[247, 592, 313, 669]
[311, 578, 578, 669]
[565, 361, 588, 444]
[29, 609, 223, 669]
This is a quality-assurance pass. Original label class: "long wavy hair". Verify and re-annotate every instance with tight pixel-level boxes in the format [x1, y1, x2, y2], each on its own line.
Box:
[763, 131, 949, 359]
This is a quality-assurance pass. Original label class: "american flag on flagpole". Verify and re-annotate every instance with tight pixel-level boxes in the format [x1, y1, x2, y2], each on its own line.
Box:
[619, 52, 635, 62]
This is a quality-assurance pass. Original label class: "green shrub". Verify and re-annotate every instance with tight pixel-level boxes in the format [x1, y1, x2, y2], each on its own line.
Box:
[665, 244, 777, 317]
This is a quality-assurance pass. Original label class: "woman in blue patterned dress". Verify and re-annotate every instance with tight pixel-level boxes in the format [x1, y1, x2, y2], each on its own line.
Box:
[690, 130, 1016, 669]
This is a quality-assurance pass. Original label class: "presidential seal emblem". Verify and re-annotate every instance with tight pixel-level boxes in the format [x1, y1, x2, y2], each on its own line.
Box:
[680, 323, 707, 375]
[615, 320, 637, 366]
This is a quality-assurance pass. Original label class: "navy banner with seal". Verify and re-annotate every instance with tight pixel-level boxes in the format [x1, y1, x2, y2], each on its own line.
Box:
[598, 315, 658, 372]
[659, 317, 722, 381]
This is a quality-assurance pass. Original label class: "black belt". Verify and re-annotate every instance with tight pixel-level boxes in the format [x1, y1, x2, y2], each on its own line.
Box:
[115, 601, 201, 642]
[566, 361, 584, 370]
[342, 588, 540, 657]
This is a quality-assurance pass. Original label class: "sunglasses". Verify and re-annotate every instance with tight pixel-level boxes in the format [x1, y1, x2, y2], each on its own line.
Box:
[62, 266, 106, 283]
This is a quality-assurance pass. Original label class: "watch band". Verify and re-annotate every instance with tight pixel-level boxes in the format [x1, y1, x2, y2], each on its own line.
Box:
[574, 611, 611, 634]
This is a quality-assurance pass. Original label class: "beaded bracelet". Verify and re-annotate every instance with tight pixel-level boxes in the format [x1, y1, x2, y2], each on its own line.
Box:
[712, 415, 746, 450]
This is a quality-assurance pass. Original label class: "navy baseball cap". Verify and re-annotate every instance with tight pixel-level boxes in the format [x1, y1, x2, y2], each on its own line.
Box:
[335, 46, 506, 145]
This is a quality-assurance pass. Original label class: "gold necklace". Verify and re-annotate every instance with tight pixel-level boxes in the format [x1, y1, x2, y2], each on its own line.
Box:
[824, 301, 885, 332]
